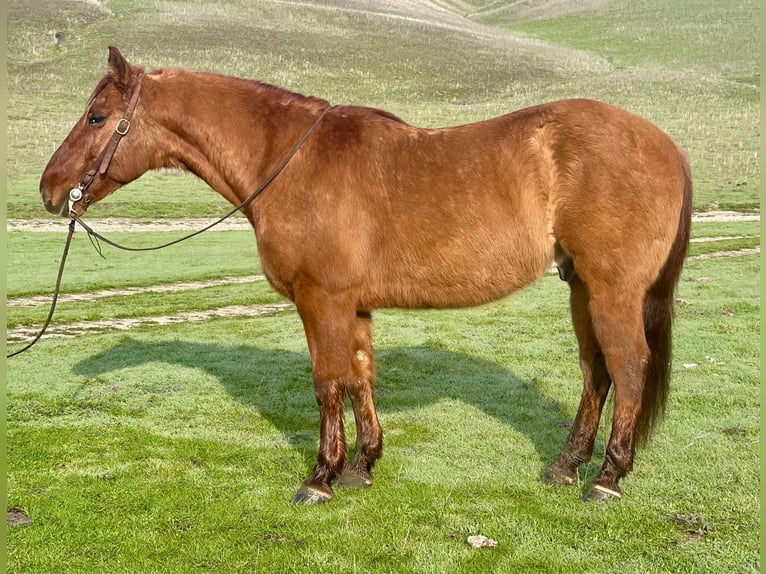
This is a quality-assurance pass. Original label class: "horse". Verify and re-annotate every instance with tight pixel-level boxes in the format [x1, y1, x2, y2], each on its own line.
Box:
[40, 46, 692, 505]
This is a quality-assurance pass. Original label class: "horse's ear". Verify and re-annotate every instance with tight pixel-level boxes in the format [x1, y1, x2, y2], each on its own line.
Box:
[107, 46, 141, 90]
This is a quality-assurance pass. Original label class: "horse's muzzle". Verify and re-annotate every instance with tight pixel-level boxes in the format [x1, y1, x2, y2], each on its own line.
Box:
[40, 184, 69, 216]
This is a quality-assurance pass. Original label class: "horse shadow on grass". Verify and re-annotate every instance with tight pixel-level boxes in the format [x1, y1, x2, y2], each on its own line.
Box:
[72, 337, 577, 481]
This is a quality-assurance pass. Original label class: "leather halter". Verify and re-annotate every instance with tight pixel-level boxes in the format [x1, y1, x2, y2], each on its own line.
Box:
[69, 73, 145, 217]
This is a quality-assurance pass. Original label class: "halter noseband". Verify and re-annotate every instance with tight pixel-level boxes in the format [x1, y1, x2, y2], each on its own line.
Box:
[69, 73, 145, 217]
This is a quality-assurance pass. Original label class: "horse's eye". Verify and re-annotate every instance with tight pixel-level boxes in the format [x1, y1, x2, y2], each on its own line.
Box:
[88, 114, 106, 126]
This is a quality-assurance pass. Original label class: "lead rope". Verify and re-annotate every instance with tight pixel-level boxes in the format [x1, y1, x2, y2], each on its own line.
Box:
[7, 104, 334, 358]
[7, 220, 76, 358]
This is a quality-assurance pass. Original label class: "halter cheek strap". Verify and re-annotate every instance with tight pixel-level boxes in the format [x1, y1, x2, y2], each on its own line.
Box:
[69, 73, 145, 217]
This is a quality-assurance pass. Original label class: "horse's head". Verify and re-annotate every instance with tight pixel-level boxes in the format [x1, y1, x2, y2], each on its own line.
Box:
[40, 47, 153, 217]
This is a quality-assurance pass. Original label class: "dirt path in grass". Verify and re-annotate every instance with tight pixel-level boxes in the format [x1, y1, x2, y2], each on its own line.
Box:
[6, 303, 293, 343]
[6, 210, 760, 233]
[7, 275, 267, 308]
[7, 242, 758, 343]
[6, 217, 254, 233]
[7, 235, 756, 309]
[686, 247, 760, 261]
[8, 236, 757, 343]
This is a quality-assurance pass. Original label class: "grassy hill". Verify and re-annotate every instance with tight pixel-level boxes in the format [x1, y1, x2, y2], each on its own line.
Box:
[7, 0, 759, 217]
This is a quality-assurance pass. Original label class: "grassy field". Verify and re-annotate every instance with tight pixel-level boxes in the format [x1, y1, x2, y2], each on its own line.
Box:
[5, 0, 760, 573]
[6, 251, 760, 573]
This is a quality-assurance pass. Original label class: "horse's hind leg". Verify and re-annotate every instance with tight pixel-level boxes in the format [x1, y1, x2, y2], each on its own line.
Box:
[337, 311, 384, 488]
[544, 274, 612, 486]
[581, 286, 650, 502]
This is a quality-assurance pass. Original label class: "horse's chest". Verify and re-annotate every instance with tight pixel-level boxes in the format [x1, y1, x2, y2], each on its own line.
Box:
[254, 227, 341, 301]
[255, 243, 299, 300]
[252, 226, 299, 298]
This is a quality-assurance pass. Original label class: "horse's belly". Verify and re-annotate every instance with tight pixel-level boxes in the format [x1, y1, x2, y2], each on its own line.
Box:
[365, 242, 552, 310]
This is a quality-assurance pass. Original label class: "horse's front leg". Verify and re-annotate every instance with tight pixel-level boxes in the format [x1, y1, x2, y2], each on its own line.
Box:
[337, 311, 383, 488]
[292, 290, 357, 504]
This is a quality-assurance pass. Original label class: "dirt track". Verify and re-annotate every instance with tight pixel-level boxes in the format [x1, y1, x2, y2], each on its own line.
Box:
[7, 303, 293, 343]
[7, 217, 254, 233]
[6, 210, 760, 233]
[8, 275, 267, 308]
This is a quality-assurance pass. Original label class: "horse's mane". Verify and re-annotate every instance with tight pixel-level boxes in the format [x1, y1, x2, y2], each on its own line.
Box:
[86, 66, 407, 125]
[252, 78, 327, 108]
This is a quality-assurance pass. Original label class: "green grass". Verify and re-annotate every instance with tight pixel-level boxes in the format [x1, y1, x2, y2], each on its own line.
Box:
[7, 254, 759, 573]
[7, 219, 760, 297]
[501, 0, 760, 212]
[495, 0, 758, 71]
[6, 281, 282, 329]
[687, 237, 760, 258]
[689, 220, 760, 239]
[6, 230, 261, 297]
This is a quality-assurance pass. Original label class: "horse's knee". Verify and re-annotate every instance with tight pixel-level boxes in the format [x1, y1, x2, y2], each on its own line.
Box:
[314, 376, 346, 407]
[352, 348, 374, 384]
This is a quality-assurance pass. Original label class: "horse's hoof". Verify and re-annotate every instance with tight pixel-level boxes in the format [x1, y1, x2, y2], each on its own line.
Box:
[291, 483, 333, 505]
[336, 469, 373, 489]
[542, 461, 577, 486]
[583, 483, 622, 503]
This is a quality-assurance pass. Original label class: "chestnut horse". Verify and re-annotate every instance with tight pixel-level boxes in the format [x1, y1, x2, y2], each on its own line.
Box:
[40, 47, 692, 504]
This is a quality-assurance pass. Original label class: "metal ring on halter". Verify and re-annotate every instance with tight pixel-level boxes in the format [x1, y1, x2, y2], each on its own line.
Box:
[68, 187, 84, 218]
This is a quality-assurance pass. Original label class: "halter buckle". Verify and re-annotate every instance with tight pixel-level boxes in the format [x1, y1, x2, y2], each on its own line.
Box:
[115, 118, 130, 135]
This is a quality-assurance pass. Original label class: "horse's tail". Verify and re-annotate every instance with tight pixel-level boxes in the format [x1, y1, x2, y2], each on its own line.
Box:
[636, 153, 693, 446]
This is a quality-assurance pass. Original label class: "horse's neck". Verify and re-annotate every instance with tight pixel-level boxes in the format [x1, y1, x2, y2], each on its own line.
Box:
[148, 69, 325, 207]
